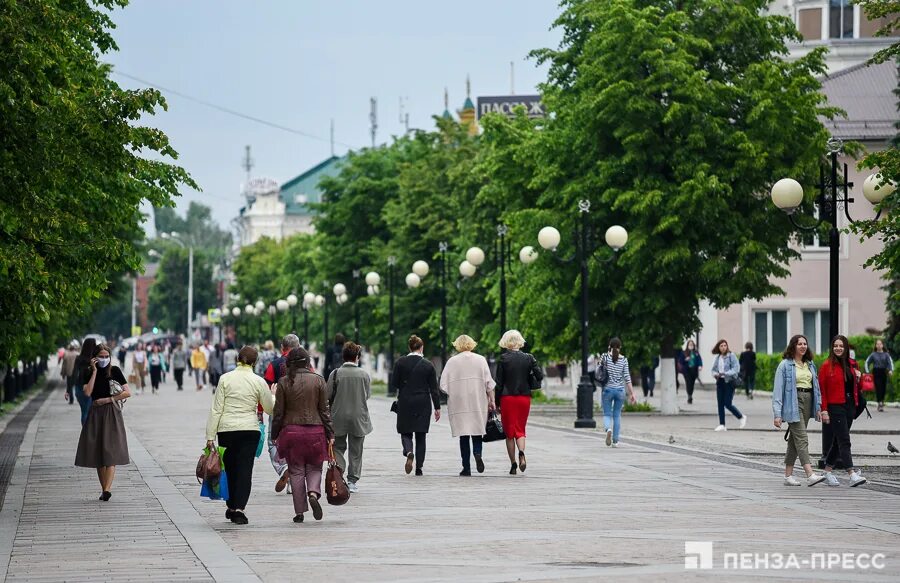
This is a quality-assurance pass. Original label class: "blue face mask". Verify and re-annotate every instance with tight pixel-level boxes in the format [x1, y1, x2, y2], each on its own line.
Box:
[97, 358, 111, 368]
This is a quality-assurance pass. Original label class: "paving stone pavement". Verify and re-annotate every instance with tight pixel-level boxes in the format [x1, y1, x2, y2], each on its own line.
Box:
[2, 368, 899, 582]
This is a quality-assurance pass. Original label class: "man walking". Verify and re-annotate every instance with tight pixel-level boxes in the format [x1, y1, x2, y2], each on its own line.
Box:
[170, 341, 188, 391]
[326, 341, 372, 493]
[61, 342, 79, 404]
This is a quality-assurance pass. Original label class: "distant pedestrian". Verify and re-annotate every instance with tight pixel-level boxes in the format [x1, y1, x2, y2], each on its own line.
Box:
[739, 342, 757, 399]
[326, 341, 373, 491]
[440, 335, 496, 476]
[555, 361, 568, 385]
[191, 344, 207, 391]
[323, 333, 346, 381]
[393, 335, 441, 476]
[495, 330, 542, 474]
[819, 335, 866, 487]
[201, 339, 213, 385]
[75, 343, 131, 501]
[148, 344, 166, 394]
[639, 356, 658, 400]
[223, 342, 238, 373]
[256, 340, 277, 377]
[205, 346, 275, 524]
[264, 334, 301, 494]
[273, 347, 334, 523]
[73, 338, 97, 425]
[711, 339, 746, 431]
[170, 341, 187, 391]
[682, 340, 703, 404]
[865, 338, 894, 412]
[131, 341, 147, 393]
[599, 338, 637, 447]
[61, 342, 79, 405]
[772, 335, 826, 487]
[208, 343, 224, 389]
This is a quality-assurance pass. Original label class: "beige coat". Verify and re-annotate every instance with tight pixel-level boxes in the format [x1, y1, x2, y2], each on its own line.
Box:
[440, 351, 496, 437]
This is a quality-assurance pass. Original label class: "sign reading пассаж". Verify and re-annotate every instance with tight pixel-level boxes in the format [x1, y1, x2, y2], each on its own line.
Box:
[476, 95, 544, 120]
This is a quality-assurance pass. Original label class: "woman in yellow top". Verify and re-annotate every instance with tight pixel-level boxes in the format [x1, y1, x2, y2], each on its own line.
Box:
[205, 346, 275, 525]
[191, 344, 208, 391]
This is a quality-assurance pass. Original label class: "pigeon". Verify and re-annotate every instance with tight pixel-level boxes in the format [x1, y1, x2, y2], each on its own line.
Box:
[888, 441, 899, 455]
[668, 435, 676, 444]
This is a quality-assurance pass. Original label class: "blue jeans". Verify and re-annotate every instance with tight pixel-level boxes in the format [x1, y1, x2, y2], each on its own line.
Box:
[459, 436, 483, 471]
[74, 385, 91, 425]
[601, 387, 626, 442]
[716, 378, 743, 425]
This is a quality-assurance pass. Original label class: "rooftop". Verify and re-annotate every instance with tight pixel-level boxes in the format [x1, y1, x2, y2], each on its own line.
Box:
[820, 59, 898, 142]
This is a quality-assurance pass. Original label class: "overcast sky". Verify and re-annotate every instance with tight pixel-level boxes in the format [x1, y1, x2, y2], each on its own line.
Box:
[106, 1, 562, 230]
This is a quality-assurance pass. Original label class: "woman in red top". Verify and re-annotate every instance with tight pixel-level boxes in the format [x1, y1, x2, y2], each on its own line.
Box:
[818, 335, 866, 487]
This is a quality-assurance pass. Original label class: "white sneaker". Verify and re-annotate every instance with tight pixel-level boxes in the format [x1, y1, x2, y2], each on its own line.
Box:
[807, 473, 826, 487]
[611, 442, 618, 448]
[739, 415, 748, 429]
[824, 472, 840, 487]
[783, 475, 801, 486]
[348, 482, 359, 493]
[849, 471, 867, 487]
[714, 425, 727, 432]
[605, 429, 612, 446]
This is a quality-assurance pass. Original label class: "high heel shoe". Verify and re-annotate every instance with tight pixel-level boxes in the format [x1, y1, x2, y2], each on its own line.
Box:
[99, 491, 112, 501]
[509, 462, 517, 475]
[518, 452, 527, 473]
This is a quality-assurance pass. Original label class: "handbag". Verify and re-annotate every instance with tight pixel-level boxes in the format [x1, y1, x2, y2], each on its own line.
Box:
[200, 469, 230, 500]
[255, 422, 266, 458]
[109, 379, 127, 410]
[528, 355, 543, 390]
[596, 354, 610, 388]
[196, 445, 223, 485]
[860, 373, 876, 392]
[482, 411, 505, 442]
[324, 443, 350, 505]
[390, 400, 398, 413]
[855, 392, 872, 420]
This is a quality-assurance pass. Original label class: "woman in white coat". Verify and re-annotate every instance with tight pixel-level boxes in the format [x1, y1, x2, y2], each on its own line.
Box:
[440, 335, 496, 476]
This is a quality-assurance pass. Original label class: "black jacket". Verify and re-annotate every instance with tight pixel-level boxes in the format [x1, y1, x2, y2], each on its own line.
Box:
[495, 350, 543, 406]
[393, 354, 441, 434]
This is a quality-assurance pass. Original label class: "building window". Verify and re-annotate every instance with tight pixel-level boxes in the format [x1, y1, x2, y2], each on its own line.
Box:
[802, 309, 831, 355]
[801, 207, 830, 250]
[755, 310, 788, 354]
[798, 8, 823, 41]
[829, 0, 854, 39]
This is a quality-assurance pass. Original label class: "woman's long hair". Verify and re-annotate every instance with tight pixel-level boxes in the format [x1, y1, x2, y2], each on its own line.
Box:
[608, 338, 622, 363]
[286, 347, 311, 389]
[827, 335, 852, 380]
[782, 335, 813, 362]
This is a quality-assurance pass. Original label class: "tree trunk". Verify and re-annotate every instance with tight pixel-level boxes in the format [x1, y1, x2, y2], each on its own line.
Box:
[659, 335, 678, 415]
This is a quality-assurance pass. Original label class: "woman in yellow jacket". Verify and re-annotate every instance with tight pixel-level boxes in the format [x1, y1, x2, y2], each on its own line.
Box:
[191, 344, 208, 391]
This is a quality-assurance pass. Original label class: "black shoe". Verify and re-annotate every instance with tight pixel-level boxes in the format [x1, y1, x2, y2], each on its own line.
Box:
[308, 494, 323, 521]
[509, 462, 517, 475]
[415, 468, 423, 476]
[225, 509, 234, 520]
[459, 469, 471, 476]
[475, 455, 485, 474]
[404, 452, 414, 475]
[293, 514, 304, 523]
[688, 397, 693, 404]
[518, 452, 527, 473]
[100, 491, 111, 501]
[231, 511, 248, 525]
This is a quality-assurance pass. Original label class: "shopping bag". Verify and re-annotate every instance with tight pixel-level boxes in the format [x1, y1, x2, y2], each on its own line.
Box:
[255, 422, 266, 458]
[482, 411, 505, 442]
[860, 373, 875, 392]
[196, 445, 224, 485]
[200, 470, 230, 500]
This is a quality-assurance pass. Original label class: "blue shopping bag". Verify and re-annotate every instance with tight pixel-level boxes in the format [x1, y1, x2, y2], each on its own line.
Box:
[255, 422, 265, 458]
[200, 470, 229, 500]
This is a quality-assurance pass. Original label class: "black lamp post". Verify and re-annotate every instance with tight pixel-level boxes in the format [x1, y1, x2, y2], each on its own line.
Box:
[771, 137, 893, 465]
[387, 257, 397, 396]
[287, 293, 299, 336]
[255, 300, 265, 343]
[268, 305, 277, 341]
[537, 200, 628, 429]
[407, 243, 449, 367]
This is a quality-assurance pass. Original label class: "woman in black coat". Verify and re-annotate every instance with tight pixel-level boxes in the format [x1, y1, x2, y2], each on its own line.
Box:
[393, 335, 441, 476]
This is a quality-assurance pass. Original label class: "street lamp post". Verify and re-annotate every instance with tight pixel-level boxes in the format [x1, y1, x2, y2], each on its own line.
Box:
[537, 200, 628, 429]
[244, 304, 254, 345]
[352, 270, 361, 343]
[303, 291, 315, 349]
[231, 306, 242, 345]
[160, 232, 193, 339]
[255, 300, 265, 343]
[286, 293, 298, 335]
[771, 137, 893, 465]
[315, 292, 327, 353]
[276, 299, 289, 338]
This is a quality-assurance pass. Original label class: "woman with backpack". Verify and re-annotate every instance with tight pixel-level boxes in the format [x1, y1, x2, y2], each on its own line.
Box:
[597, 338, 636, 447]
[819, 335, 866, 487]
[711, 339, 747, 431]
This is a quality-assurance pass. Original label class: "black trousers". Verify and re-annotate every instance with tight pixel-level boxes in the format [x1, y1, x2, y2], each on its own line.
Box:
[218, 430, 260, 510]
[65, 374, 76, 403]
[825, 403, 854, 470]
[401, 432, 427, 469]
[874, 368, 888, 403]
[149, 365, 162, 389]
[173, 368, 184, 390]
[684, 368, 697, 397]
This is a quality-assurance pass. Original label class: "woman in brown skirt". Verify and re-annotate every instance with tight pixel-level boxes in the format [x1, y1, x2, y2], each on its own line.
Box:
[75, 343, 131, 501]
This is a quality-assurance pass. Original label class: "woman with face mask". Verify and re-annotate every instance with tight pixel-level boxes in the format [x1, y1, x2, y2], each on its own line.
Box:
[75, 343, 131, 501]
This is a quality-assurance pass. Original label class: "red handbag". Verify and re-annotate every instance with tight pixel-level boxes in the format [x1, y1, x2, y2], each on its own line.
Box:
[860, 373, 876, 392]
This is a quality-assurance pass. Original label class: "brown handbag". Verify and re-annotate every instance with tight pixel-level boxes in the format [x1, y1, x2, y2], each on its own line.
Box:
[324, 443, 350, 505]
[196, 446, 222, 485]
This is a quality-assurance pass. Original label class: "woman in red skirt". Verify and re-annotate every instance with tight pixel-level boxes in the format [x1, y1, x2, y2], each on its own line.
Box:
[495, 330, 544, 475]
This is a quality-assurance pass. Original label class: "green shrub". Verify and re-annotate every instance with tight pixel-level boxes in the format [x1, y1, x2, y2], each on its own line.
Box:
[531, 390, 570, 405]
[623, 401, 654, 412]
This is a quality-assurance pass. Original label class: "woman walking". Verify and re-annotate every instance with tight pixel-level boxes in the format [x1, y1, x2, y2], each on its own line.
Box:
[598, 338, 637, 447]
[393, 335, 442, 476]
[495, 330, 542, 474]
[274, 347, 334, 523]
[711, 339, 747, 431]
[131, 341, 147, 394]
[772, 335, 826, 486]
[440, 335, 496, 476]
[205, 346, 275, 524]
[682, 340, 703, 404]
[171, 341, 188, 391]
[208, 343, 225, 389]
[148, 344, 166, 394]
[191, 344, 208, 391]
[75, 344, 131, 500]
[739, 342, 757, 399]
[326, 342, 372, 493]
[819, 335, 866, 487]
[865, 339, 894, 412]
[223, 342, 238, 373]
[73, 338, 97, 425]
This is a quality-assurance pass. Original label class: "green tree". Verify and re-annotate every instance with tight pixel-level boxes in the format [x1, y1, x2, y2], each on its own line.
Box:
[148, 247, 216, 333]
[0, 0, 195, 365]
[496, 0, 835, 410]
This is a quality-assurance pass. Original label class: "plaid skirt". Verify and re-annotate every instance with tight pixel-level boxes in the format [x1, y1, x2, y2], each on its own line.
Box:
[74, 403, 130, 468]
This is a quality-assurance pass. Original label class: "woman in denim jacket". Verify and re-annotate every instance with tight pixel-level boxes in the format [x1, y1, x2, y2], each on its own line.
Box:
[710, 339, 746, 431]
[772, 335, 826, 487]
